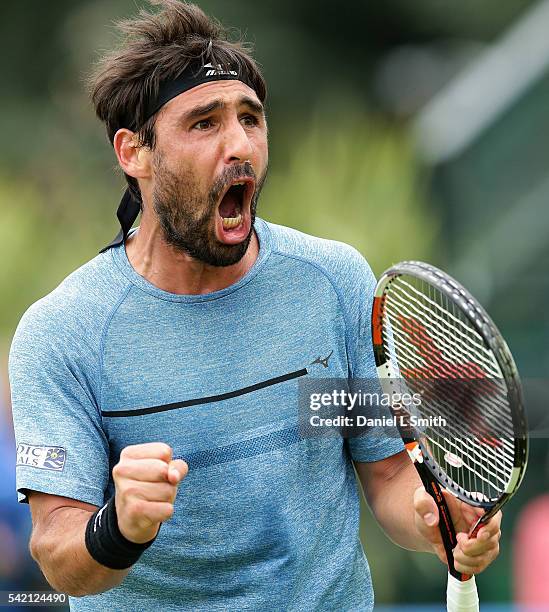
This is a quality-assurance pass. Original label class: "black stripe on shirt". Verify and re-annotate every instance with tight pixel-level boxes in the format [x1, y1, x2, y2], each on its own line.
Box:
[101, 368, 309, 417]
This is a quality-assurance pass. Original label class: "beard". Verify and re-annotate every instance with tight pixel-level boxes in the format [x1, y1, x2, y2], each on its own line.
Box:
[151, 153, 267, 267]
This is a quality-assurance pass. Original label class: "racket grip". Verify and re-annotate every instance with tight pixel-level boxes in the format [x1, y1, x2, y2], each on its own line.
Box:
[419, 476, 462, 580]
[446, 573, 479, 612]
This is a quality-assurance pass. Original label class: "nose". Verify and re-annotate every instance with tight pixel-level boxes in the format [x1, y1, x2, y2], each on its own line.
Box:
[222, 116, 253, 164]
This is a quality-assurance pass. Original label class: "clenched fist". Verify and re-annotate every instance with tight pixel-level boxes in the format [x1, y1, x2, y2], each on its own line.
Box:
[112, 442, 188, 544]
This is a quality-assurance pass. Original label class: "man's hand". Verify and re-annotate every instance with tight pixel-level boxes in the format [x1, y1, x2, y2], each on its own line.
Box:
[414, 486, 501, 574]
[112, 443, 188, 544]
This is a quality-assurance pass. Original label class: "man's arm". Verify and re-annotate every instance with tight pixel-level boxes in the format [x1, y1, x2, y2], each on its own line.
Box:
[28, 443, 187, 597]
[354, 451, 502, 574]
[28, 493, 129, 597]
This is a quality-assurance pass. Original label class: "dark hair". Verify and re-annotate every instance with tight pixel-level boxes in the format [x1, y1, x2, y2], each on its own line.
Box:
[89, 0, 266, 200]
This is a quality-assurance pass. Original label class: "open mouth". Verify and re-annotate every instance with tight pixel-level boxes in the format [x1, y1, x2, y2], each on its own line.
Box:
[217, 178, 255, 234]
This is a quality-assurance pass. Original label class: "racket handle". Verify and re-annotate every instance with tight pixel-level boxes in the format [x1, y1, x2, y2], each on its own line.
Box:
[418, 474, 463, 579]
[446, 573, 479, 612]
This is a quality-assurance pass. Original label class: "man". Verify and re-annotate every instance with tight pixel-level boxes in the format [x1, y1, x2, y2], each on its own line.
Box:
[9, 1, 501, 610]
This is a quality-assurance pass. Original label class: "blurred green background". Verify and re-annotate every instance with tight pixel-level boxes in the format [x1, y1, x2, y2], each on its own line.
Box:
[1, 0, 548, 609]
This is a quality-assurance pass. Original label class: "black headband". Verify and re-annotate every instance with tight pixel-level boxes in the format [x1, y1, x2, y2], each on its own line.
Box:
[100, 59, 259, 253]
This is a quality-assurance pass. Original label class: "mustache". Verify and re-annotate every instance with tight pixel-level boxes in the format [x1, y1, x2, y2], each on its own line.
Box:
[209, 162, 257, 204]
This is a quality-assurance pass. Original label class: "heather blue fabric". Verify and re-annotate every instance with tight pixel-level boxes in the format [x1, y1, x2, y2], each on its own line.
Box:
[9, 219, 403, 611]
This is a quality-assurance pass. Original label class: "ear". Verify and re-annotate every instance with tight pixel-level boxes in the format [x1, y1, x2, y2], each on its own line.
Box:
[113, 129, 152, 180]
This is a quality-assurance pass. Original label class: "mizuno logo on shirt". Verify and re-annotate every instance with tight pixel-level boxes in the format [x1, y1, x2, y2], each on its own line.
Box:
[310, 350, 334, 368]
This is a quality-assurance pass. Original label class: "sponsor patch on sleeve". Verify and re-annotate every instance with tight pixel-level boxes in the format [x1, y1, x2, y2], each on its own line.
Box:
[16, 444, 67, 472]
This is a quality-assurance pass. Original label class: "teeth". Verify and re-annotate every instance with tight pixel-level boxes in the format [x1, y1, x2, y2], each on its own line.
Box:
[234, 182, 245, 186]
[222, 214, 242, 229]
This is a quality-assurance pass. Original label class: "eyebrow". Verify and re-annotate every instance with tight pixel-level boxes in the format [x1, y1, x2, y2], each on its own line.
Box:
[238, 96, 265, 116]
[182, 96, 265, 123]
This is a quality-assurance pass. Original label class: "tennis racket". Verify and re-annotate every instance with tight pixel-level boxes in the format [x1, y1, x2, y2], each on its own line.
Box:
[371, 261, 528, 612]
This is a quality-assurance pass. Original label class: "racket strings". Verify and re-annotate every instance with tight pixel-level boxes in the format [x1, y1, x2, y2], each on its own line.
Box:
[410, 385, 515, 473]
[380, 275, 517, 502]
[381, 324, 513, 428]
[400, 276, 489, 353]
[425, 436, 507, 497]
[386, 317, 484, 380]
[422, 418, 512, 490]
[388, 337, 515, 440]
[413, 400, 512, 499]
[386, 296, 498, 383]
[386, 370, 511, 501]
[398, 277, 489, 359]
[386, 282, 500, 376]
[396, 279, 497, 373]
[419, 395, 515, 469]
[384, 282, 513, 426]
[403, 416, 509, 503]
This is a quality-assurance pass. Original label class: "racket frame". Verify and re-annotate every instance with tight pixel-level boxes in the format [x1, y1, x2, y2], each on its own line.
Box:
[372, 260, 529, 579]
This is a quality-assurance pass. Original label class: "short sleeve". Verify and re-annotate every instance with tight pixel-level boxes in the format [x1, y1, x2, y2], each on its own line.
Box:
[338, 247, 404, 462]
[9, 300, 109, 506]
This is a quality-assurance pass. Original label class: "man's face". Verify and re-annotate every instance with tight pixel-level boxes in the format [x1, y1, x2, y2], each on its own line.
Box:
[149, 80, 269, 266]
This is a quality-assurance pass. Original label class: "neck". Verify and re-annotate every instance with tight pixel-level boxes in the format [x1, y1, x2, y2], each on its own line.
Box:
[124, 219, 259, 295]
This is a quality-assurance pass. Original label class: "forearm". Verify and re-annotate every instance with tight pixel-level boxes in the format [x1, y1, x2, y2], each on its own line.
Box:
[30, 506, 130, 597]
[355, 454, 433, 553]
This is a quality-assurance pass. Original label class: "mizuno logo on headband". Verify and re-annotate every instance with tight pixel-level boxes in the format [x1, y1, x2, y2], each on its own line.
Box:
[203, 63, 238, 77]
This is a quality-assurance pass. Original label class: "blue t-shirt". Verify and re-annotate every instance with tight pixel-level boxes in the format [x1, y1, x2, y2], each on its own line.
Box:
[9, 219, 402, 611]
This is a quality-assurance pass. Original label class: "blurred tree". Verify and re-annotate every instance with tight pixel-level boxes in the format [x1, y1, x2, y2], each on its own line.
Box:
[263, 97, 436, 274]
